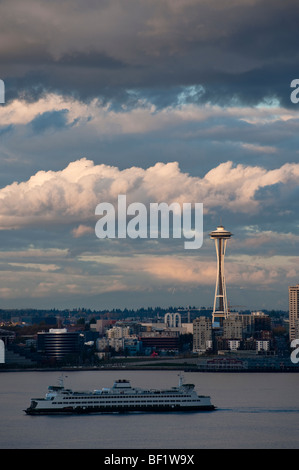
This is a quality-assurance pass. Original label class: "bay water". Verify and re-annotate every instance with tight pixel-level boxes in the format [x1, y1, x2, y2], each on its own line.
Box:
[0, 369, 298, 449]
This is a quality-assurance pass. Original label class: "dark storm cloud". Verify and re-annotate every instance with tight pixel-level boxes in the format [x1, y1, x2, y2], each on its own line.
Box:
[58, 50, 127, 70]
[1, 0, 299, 106]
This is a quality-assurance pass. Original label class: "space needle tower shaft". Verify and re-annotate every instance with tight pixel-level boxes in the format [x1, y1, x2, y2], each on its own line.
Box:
[209, 225, 233, 325]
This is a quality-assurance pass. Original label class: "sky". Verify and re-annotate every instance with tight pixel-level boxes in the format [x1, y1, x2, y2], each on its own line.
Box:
[0, 0, 298, 311]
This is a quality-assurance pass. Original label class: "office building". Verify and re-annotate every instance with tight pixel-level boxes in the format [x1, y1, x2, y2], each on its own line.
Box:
[140, 333, 179, 352]
[193, 317, 213, 352]
[289, 284, 299, 341]
[37, 328, 83, 361]
[223, 315, 243, 340]
[252, 311, 271, 332]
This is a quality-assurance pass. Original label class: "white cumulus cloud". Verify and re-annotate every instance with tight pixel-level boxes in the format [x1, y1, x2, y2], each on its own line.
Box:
[0, 158, 298, 230]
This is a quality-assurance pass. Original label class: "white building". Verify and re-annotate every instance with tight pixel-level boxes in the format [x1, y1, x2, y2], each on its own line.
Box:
[164, 313, 181, 328]
[256, 340, 270, 352]
[228, 340, 241, 351]
[106, 326, 130, 339]
[96, 336, 125, 352]
[141, 312, 191, 335]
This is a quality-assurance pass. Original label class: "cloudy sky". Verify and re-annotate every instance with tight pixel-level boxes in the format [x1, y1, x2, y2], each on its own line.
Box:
[0, 0, 298, 311]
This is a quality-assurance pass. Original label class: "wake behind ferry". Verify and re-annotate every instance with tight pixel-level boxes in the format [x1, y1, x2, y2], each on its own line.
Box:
[24, 375, 215, 415]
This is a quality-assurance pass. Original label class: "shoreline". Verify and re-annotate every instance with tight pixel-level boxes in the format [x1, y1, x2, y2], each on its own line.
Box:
[1, 365, 299, 373]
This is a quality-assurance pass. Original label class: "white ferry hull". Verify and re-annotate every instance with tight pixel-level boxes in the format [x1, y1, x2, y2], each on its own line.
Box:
[25, 402, 215, 415]
[24, 377, 216, 415]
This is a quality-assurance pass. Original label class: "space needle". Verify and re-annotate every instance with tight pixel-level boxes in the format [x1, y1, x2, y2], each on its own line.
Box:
[209, 225, 233, 326]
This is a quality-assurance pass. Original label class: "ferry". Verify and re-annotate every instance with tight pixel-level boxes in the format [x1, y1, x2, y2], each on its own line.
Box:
[24, 375, 215, 415]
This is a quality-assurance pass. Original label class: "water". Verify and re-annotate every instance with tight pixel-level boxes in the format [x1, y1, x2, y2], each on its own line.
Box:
[0, 370, 298, 449]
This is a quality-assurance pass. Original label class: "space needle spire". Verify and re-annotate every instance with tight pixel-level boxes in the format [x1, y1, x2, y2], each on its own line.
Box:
[209, 224, 233, 326]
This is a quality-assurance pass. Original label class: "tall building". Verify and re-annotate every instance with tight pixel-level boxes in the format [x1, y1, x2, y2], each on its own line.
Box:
[193, 317, 212, 352]
[289, 285, 299, 341]
[37, 328, 83, 361]
[223, 315, 243, 340]
[252, 311, 271, 332]
[209, 225, 233, 326]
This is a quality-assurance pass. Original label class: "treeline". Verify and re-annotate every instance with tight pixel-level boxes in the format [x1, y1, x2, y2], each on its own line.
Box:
[0, 306, 288, 322]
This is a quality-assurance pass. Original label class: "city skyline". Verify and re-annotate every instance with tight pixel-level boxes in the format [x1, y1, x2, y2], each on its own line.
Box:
[0, 1, 298, 311]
